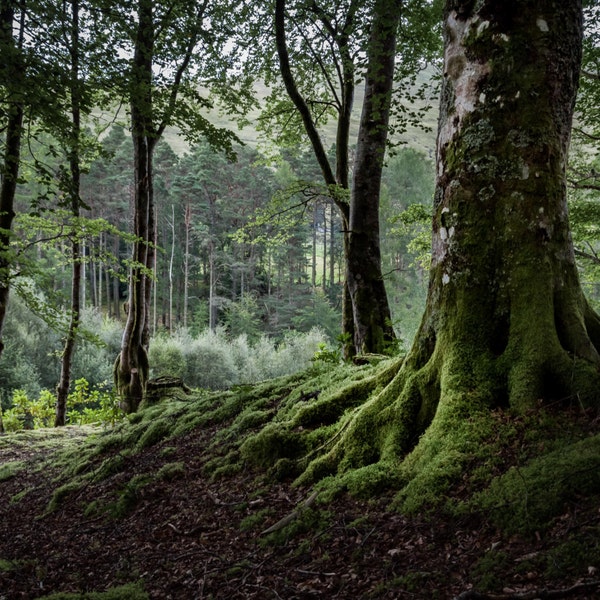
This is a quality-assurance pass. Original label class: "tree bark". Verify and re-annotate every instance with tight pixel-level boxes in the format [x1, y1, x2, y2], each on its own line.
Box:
[183, 202, 191, 328]
[56, 0, 83, 427]
[0, 3, 24, 363]
[115, 0, 154, 413]
[298, 0, 600, 485]
[347, 0, 399, 354]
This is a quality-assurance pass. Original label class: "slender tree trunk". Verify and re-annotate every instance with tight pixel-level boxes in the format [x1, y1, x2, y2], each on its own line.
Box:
[347, 0, 399, 354]
[312, 202, 317, 288]
[0, 3, 24, 364]
[208, 243, 216, 332]
[97, 234, 103, 311]
[0, 2, 25, 435]
[275, 0, 399, 357]
[152, 215, 158, 335]
[322, 202, 327, 292]
[81, 239, 87, 307]
[329, 204, 335, 293]
[169, 204, 175, 331]
[183, 202, 191, 328]
[89, 240, 97, 308]
[56, 0, 83, 427]
[112, 235, 120, 319]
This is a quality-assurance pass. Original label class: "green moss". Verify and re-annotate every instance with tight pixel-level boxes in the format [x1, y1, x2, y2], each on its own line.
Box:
[0, 558, 17, 572]
[46, 480, 85, 513]
[210, 461, 243, 479]
[159, 446, 177, 458]
[340, 462, 402, 498]
[91, 453, 129, 482]
[156, 462, 185, 481]
[135, 420, 172, 450]
[469, 434, 600, 534]
[108, 474, 153, 518]
[470, 550, 512, 592]
[228, 408, 274, 435]
[259, 506, 331, 547]
[239, 508, 274, 532]
[10, 486, 34, 504]
[0, 460, 26, 481]
[240, 423, 307, 467]
[544, 537, 600, 579]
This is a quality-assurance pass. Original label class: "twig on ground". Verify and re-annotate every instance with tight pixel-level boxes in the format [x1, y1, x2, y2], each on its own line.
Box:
[260, 490, 319, 536]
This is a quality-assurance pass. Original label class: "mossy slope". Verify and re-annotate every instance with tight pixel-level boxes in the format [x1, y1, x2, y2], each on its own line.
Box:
[3, 359, 599, 600]
[23, 358, 598, 541]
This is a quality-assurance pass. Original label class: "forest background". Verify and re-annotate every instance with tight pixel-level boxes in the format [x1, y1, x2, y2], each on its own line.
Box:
[0, 0, 599, 429]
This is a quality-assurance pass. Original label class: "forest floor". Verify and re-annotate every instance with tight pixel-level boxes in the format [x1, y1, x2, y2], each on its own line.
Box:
[0, 415, 599, 600]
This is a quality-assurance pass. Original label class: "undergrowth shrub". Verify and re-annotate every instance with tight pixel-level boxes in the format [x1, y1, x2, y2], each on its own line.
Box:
[1, 378, 122, 432]
[71, 308, 124, 388]
[148, 334, 186, 379]
[148, 326, 329, 389]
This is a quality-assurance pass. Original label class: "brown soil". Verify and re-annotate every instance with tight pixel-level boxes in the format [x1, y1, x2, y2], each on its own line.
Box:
[0, 423, 599, 600]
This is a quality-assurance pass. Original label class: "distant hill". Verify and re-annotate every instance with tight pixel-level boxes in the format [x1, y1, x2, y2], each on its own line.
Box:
[160, 76, 439, 158]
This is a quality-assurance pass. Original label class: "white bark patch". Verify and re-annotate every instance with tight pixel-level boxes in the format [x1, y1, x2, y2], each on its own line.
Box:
[536, 18, 549, 32]
[521, 164, 530, 179]
[448, 226, 455, 238]
[477, 20, 490, 35]
[437, 12, 491, 177]
[440, 227, 448, 241]
[442, 273, 450, 285]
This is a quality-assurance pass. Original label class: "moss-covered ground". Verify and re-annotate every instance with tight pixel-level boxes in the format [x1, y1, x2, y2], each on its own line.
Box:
[1, 360, 599, 598]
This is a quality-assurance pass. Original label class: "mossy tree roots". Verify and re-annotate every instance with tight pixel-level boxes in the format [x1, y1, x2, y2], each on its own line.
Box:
[114, 347, 149, 415]
[281, 0, 600, 496]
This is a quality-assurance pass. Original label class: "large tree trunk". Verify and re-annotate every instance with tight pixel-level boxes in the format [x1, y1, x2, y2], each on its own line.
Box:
[298, 0, 600, 486]
[346, 0, 399, 354]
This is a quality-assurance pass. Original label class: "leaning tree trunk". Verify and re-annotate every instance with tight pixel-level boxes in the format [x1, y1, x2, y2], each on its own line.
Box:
[275, 0, 357, 358]
[299, 0, 600, 485]
[346, 0, 399, 354]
